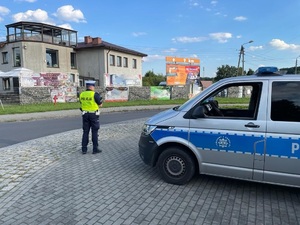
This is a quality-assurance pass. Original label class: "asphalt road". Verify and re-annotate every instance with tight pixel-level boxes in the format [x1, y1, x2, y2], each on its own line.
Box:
[0, 109, 162, 148]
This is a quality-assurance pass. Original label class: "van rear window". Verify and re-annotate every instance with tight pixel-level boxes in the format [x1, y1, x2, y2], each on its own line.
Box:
[271, 81, 300, 122]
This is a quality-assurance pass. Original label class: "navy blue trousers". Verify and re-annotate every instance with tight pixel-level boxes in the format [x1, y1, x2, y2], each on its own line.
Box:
[81, 113, 100, 152]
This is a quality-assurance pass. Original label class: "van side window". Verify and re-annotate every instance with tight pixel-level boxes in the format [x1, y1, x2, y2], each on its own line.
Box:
[201, 82, 262, 119]
[271, 81, 300, 122]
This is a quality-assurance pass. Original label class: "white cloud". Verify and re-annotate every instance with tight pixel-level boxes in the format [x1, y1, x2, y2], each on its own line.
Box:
[54, 5, 86, 23]
[209, 32, 232, 43]
[163, 48, 178, 53]
[132, 32, 147, 37]
[188, 0, 200, 7]
[142, 54, 164, 62]
[172, 36, 208, 43]
[58, 23, 73, 30]
[211, 1, 218, 6]
[14, 0, 37, 2]
[270, 39, 300, 51]
[0, 6, 10, 15]
[234, 16, 247, 21]
[249, 46, 263, 51]
[12, 9, 52, 23]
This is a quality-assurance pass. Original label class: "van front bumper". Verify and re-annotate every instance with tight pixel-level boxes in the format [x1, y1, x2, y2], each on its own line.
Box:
[138, 133, 159, 167]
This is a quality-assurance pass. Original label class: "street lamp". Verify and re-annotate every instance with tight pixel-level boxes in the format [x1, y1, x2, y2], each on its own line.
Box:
[237, 40, 253, 75]
[295, 56, 300, 74]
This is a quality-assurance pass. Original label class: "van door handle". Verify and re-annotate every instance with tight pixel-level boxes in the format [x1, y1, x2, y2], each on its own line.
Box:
[245, 122, 260, 128]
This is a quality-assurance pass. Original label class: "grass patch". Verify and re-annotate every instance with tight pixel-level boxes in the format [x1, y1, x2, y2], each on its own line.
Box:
[0, 97, 250, 115]
[0, 99, 187, 115]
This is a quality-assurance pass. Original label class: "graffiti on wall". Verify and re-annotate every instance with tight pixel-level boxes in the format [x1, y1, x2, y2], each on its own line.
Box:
[21, 72, 77, 103]
[50, 86, 78, 103]
[105, 87, 128, 102]
[150, 86, 170, 100]
[104, 73, 142, 101]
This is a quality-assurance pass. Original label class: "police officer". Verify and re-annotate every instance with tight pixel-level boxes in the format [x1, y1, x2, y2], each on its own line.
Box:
[80, 80, 103, 154]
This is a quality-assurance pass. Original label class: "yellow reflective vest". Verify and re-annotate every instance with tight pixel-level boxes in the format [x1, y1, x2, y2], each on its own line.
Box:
[80, 91, 99, 111]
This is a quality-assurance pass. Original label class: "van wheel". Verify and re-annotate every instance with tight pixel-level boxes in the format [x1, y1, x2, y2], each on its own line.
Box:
[157, 147, 196, 185]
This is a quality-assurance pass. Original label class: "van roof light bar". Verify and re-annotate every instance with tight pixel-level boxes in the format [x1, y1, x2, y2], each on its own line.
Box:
[255, 66, 282, 76]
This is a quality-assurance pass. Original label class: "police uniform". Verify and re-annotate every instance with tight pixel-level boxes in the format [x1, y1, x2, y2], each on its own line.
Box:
[80, 80, 103, 154]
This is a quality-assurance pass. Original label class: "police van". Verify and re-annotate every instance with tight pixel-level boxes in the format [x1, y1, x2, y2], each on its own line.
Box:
[139, 67, 300, 187]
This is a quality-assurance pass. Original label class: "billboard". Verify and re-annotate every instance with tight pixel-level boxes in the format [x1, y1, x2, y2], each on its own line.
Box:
[150, 86, 170, 100]
[166, 57, 200, 86]
[104, 73, 142, 102]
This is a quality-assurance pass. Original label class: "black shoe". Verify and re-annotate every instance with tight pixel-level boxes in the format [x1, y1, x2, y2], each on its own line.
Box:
[82, 151, 87, 154]
[92, 149, 102, 154]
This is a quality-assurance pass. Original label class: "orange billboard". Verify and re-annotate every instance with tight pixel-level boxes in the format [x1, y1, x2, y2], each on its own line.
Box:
[166, 57, 200, 86]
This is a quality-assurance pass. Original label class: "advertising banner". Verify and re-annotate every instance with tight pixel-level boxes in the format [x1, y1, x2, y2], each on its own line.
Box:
[150, 86, 170, 100]
[166, 57, 200, 86]
[105, 87, 128, 102]
[166, 64, 200, 86]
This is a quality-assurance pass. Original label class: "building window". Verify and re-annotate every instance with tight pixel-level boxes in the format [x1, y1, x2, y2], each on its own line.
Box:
[79, 79, 84, 87]
[132, 58, 137, 69]
[123, 57, 128, 67]
[71, 52, 77, 68]
[117, 56, 122, 67]
[110, 54, 115, 66]
[69, 73, 75, 83]
[46, 48, 59, 67]
[13, 47, 21, 67]
[2, 52, 8, 64]
[2, 78, 10, 90]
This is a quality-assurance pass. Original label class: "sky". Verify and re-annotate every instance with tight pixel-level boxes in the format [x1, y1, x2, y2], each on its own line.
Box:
[0, 0, 300, 77]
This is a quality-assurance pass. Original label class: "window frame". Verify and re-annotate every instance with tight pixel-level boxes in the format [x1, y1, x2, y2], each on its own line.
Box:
[70, 52, 77, 69]
[2, 78, 10, 90]
[2, 52, 8, 64]
[123, 57, 128, 67]
[132, 58, 137, 69]
[46, 48, 59, 68]
[110, 54, 115, 66]
[117, 56, 122, 67]
[13, 47, 21, 67]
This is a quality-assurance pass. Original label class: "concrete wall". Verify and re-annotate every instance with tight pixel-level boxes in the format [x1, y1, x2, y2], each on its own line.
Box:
[19, 87, 52, 105]
[12, 86, 189, 104]
[128, 86, 150, 101]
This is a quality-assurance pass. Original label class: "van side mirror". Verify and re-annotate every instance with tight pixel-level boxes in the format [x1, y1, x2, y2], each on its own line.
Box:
[191, 105, 206, 118]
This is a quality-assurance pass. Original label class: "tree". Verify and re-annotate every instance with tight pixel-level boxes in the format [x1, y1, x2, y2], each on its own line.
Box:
[214, 65, 238, 82]
[142, 71, 166, 86]
[246, 68, 254, 75]
[280, 67, 297, 74]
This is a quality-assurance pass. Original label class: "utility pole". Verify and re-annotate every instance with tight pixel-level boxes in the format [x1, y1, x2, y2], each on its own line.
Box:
[295, 56, 300, 74]
[237, 40, 253, 76]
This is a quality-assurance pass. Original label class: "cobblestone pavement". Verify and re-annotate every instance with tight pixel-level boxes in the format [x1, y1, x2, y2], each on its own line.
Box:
[0, 118, 299, 224]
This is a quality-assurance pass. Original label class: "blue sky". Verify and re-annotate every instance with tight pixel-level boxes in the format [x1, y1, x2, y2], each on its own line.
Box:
[0, 0, 300, 77]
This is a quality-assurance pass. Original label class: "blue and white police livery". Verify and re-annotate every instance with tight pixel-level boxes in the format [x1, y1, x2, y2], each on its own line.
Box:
[139, 67, 300, 187]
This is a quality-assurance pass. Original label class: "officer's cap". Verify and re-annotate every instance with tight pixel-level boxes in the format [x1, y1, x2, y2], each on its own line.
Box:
[85, 80, 96, 87]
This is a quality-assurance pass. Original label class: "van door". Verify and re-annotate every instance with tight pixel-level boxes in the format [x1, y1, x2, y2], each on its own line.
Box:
[188, 81, 268, 180]
[264, 81, 300, 187]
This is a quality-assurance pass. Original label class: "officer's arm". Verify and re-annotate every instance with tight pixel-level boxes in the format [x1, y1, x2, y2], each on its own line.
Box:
[94, 93, 103, 106]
